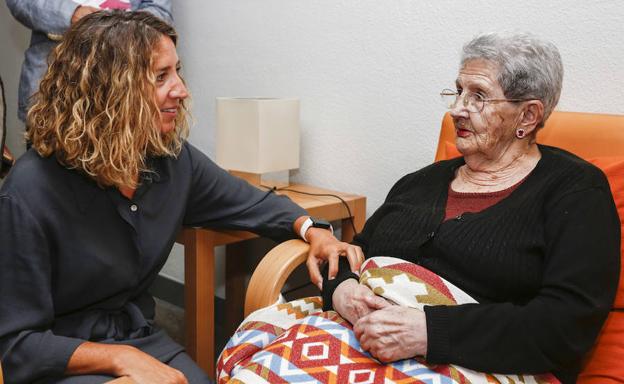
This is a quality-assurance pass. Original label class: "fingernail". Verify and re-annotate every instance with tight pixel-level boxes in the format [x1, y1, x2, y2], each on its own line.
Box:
[329, 276, 335, 280]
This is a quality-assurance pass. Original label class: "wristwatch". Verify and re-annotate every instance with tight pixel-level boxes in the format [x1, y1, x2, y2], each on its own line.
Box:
[299, 217, 333, 242]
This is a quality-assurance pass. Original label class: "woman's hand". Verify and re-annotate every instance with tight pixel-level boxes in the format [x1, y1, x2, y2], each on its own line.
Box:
[67, 342, 188, 384]
[332, 279, 390, 325]
[353, 303, 428, 363]
[113, 346, 188, 384]
[305, 227, 364, 289]
[71, 5, 99, 24]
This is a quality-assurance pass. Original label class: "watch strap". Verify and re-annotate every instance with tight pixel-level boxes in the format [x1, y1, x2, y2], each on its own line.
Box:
[299, 217, 334, 242]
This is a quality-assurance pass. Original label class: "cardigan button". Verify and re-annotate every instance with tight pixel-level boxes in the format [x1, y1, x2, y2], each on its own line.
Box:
[130, 204, 138, 212]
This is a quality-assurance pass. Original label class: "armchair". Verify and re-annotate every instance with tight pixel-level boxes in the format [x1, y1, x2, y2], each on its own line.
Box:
[245, 111, 624, 382]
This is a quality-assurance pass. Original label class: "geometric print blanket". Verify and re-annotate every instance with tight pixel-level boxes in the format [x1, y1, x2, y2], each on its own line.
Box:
[216, 257, 560, 383]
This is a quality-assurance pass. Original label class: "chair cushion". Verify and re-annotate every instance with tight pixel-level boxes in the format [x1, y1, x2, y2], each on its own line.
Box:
[578, 157, 624, 382]
[586, 157, 624, 309]
[578, 311, 624, 383]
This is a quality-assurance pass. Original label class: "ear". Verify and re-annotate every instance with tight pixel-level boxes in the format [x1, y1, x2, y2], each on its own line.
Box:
[519, 100, 544, 136]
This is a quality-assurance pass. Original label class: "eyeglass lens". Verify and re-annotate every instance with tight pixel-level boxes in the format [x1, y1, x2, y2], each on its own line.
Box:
[440, 90, 483, 112]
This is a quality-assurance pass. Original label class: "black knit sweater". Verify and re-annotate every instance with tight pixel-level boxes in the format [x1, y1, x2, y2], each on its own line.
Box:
[323, 145, 620, 383]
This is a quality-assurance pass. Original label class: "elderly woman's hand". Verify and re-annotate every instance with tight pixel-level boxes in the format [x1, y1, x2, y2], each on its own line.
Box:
[332, 279, 390, 325]
[305, 227, 364, 289]
[353, 302, 427, 363]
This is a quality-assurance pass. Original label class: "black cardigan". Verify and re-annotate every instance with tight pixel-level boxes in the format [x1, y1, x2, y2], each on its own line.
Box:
[323, 145, 620, 383]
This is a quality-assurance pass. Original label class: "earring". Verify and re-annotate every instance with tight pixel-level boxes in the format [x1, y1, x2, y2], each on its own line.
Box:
[516, 129, 526, 139]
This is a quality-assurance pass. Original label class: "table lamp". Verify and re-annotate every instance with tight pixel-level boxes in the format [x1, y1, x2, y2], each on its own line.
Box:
[216, 97, 300, 187]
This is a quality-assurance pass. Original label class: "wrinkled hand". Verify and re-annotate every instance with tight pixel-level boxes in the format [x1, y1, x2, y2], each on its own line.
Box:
[115, 346, 188, 384]
[354, 303, 427, 363]
[71, 5, 99, 24]
[305, 228, 364, 289]
[332, 279, 390, 325]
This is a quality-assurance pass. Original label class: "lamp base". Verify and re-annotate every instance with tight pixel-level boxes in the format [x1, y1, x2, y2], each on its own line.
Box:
[230, 170, 261, 185]
[229, 170, 290, 189]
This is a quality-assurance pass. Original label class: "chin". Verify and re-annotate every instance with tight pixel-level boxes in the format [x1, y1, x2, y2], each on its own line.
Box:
[455, 141, 472, 154]
[160, 123, 175, 134]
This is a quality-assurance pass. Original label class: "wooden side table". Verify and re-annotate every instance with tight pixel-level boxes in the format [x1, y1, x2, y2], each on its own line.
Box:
[176, 184, 366, 379]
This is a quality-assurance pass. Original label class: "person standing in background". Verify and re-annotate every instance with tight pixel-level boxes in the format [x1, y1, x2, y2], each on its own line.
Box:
[5, 0, 172, 126]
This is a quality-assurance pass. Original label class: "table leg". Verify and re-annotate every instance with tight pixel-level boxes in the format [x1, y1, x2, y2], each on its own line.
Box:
[225, 241, 249, 337]
[183, 229, 215, 379]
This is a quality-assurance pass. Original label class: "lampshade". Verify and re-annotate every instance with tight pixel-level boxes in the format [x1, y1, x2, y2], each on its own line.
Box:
[216, 98, 300, 177]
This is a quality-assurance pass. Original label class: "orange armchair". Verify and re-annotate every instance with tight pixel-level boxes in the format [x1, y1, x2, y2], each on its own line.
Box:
[245, 111, 624, 382]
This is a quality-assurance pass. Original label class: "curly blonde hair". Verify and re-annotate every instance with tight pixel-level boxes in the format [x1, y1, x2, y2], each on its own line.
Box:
[27, 10, 189, 189]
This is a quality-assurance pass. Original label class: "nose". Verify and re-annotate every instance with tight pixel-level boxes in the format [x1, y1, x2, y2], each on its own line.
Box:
[169, 78, 189, 100]
[449, 93, 469, 119]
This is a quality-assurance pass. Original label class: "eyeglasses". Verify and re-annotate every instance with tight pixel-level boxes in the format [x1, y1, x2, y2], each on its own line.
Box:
[440, 89, 536, 113]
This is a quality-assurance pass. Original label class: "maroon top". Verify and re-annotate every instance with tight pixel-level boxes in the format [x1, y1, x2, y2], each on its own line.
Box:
[444, 177, 526, 221]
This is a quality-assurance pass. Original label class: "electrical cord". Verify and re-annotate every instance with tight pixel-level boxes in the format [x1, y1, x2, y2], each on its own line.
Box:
[259, 184, 361, 296]
[260, 184, 359, 236]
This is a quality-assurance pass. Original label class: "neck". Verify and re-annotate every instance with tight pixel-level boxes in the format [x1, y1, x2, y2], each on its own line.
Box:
[458, 143, 540, 190]
[119, 185, 136, 200]
[118, 174, 139, 200]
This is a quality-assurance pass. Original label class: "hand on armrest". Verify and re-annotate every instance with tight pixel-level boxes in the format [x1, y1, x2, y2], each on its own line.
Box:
[304, 229, 364, 290]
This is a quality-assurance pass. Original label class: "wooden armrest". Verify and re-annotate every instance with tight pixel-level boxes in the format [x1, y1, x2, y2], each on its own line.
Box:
[244, 239, 310, 317]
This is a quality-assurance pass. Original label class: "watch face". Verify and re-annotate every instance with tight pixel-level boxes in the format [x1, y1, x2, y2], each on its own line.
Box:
[311, 217, 332, 229]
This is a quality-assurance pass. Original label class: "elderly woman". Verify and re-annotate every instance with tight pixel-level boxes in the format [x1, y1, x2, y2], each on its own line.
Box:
[0, 11, 359, 384]
[316, 32, 619, 383]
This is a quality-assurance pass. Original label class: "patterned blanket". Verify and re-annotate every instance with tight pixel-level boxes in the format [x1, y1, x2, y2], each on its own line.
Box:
[217, 257, 560, 383]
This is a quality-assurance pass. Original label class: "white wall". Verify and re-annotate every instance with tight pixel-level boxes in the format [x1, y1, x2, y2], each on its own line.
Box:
[172, 0, 624, 215]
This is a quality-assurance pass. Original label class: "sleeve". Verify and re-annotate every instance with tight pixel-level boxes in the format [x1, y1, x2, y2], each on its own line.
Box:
[424, 186, 621, 374]
[0, 196, 84, 383]
[135, 0, 173, 25]
[321, 172, 416, 310]
[182, 144, 307, 243]
[5, 0, 78, 35]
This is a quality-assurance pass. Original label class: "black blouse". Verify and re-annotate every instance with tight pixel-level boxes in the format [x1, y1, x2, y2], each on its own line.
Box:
[0, 142, 306, 383]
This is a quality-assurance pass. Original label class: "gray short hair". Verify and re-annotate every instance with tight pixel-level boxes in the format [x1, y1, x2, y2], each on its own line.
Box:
[461, 32, 563, 128]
